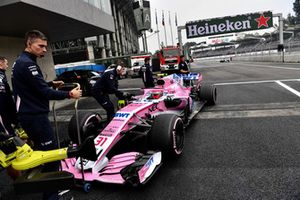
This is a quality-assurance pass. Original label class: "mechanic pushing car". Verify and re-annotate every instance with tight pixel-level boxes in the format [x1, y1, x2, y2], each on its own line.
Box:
[0, 56, 17, 136]
[12, 30, 82, 200]
[92, 64, 129, 123]
[139, 57, 155, 88]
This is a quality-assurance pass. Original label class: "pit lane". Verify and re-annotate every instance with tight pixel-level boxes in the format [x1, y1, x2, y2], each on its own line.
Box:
[2, 61, 300, 200]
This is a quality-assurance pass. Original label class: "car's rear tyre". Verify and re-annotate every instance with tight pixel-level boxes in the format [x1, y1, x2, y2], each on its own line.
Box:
[68, 111, 102, 144]
[199, 84, 217, 105]
[149, 114, 184, 159]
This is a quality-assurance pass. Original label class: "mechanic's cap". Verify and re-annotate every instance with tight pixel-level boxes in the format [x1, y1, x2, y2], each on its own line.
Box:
[109, 64, 117, 69]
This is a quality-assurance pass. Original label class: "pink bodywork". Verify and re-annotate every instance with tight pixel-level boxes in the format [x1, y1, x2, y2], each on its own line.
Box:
[62, 73, 202, 184]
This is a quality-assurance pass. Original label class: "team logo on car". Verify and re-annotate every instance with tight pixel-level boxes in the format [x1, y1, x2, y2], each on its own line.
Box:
[114, 112, 131, 118]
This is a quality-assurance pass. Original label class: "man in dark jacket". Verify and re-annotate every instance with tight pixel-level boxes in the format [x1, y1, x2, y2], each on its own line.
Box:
[178, 55, 190, 74]
[12, 30, 81, 200]
[139, 57, 154, 88]
[0, 56, 16, 136]
[92, 64, 127, 122]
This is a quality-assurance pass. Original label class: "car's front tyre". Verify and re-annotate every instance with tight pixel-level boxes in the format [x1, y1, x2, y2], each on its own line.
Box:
[149, 114, 184, 159]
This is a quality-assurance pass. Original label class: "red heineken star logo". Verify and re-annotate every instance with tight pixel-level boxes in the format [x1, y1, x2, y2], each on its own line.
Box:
[255, 14, 271, 28]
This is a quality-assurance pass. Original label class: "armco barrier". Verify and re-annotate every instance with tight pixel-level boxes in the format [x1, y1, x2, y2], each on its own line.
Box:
[195, 51, 300, 63]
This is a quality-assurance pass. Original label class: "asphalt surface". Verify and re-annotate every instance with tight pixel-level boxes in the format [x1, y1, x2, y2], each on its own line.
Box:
[2, 60, 300, 200]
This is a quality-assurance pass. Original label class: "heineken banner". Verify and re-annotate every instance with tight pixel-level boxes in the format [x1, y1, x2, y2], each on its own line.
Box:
[186, 11, 273, 39]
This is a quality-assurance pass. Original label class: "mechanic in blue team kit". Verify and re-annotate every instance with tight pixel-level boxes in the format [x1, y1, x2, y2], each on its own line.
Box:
[92, 64, 128, 122]
[178, 55, 191, 86]
[12, 30, 82, 200]
[139, 57, 155, 88]
[0, 56, 17, 136]
[178, 55, 190, 74]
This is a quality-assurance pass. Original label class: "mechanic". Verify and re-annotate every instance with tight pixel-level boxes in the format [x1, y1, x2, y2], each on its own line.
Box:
[0, 56, 17, 136]
[178, 55, 191, 86]
[12, 30, 81, 200]
[0, 56, 22, 181]
[178, 55, 190, 74]
[92, 64, 129, 123]
[139, 57, 155, 88]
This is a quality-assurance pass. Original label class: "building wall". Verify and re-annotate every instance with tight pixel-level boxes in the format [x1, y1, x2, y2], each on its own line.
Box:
[0, 36, 56, 86]
[93, 0, 139, 59]
[21, 0, 115, 34]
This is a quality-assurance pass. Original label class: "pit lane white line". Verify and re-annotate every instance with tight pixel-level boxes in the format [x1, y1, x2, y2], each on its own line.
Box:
[215, 79, 300, 86]
[275, 81, 300, 98]
[195, 108, 300, 119]
[238, 63, 300, 71]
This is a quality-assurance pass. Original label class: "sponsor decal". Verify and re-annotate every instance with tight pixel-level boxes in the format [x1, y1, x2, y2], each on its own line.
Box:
[114, 112, 131, 118]
[138, 157, 153, 183]
[112, 118, 125, 122]
[186, 11, 273, 38]
[32, 71, 38, 76]
[99, 133, 113, 137]
[174, 73, 199, 80]
[148, 104, 158, 112]
[138, 152, 162, 183]
[102, 127, 117, 133]
[255, 14, 271, 28]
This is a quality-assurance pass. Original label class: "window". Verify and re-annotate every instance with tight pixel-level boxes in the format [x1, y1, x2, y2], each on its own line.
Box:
[83, 0, 112, 15]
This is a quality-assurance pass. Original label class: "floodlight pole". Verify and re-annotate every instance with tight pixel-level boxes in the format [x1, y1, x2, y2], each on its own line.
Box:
[274, 13, 284, 62]
[177, 25, 185, 53]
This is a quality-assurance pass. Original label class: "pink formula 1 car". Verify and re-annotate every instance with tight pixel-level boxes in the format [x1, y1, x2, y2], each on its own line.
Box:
[62, 73, 216, 190]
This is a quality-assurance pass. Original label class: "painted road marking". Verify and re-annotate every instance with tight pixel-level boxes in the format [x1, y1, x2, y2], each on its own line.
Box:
[196, 108, 300, 119]
[238, 63, 300, 71]
[275, 81, 300, 98]
[215, 79, 300, 86]
[204, 102, 300, 112]
[196, 102, 300, 119]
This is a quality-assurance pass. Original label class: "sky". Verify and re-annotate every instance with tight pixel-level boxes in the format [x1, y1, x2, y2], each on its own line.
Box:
[141, 0, 295, 53]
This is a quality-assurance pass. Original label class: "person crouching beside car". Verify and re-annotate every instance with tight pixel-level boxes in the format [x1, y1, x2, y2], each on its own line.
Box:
[92, 64, 129, 123]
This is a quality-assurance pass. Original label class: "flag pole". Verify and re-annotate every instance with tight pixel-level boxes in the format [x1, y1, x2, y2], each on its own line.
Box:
[162, 10, 168, 47]
[175, 12, 178, 44]
[155, 9, 161, 49]
[169, 11, 174, 46]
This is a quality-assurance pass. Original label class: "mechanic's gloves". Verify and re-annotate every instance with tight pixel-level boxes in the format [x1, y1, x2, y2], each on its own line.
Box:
[123, 92, 133, 99]
[69, 86, 82, 99]
[115, 91, 124, 99]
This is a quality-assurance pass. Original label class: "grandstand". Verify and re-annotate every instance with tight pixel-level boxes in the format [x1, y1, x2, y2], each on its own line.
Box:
[191, 31, 298, 59]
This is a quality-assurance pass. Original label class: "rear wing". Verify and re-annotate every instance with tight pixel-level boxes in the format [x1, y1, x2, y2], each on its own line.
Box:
[172, 73, 201, 80]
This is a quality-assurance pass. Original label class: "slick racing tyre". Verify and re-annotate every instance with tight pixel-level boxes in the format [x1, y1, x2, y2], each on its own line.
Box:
[68, 111, 102, 144]
[199, 83, 217, 105]
[149, 114, 184, 159]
